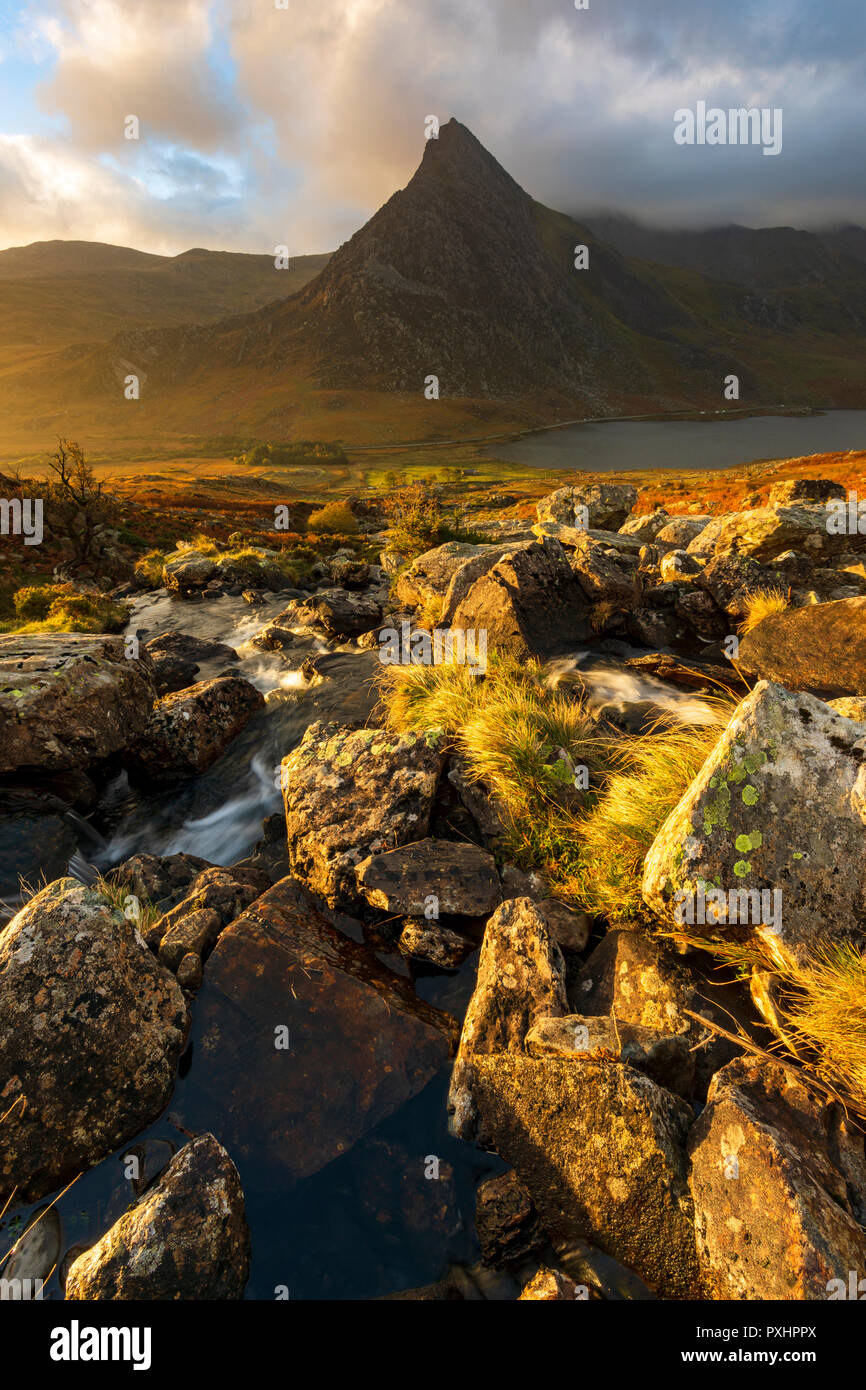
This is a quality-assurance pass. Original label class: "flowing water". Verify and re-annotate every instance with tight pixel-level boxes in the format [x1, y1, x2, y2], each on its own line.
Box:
[3, 591, 714, 1299]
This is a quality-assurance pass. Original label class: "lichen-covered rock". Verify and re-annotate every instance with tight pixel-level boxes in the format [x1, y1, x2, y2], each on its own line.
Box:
[525, 1013, 695, 1097]
[397, 918, 475, 969]
[450, 538, 590, 660]
[448, 897, 567, 1141]
[64, 1134, 250, 1300]
[567, 534, 642, 607]
[128, 676, 264, 782]
[281, 721, 446, 908]
[828, 695, 866, 722]
[618, 509, 670, 542]
[654, 515, 712, 549]
[686, 504, 863, 562]
[518, 1268, 580, 1300]
[0, 879, 187, 1205]
[736, 597, 866, 698]
[470, 1054, 701, 1299]
[688, 1056, 866, 1300]
[395, 541, 495, 608]
[536, 483, 637, 531]
[768, 479, 846, 507]
[642, 681, 866, 965]
[0, 634, 156, 774]
[149, 866, 270, 963]
[178, 879, 456, 1180]
[355, 837, 500, 917]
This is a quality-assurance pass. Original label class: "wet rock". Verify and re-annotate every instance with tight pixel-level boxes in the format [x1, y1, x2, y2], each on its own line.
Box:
[398, 918, 476, 969]
[627, 608, 685, 648]
[448, 897, 567, 1142]
[105, 852, 212, 915]
[248, 618, 297, 651]
[518, 1268, 581, 1300]
[736, 597, 866, 697]
[571, 930, 747, 1095]
[283, 588, 383, 639]
[642, 681, 866, 966]
[151, 866, 270, 963]
[144, 631, 239, 696]
[0, 879, 187, 1205]
[180, 879, 456, 1180]
[163, 550, 218, 590]
[470, 1054, 700, 1299]
[128, 676, 264, 783]
[3, 1205, 62, 1289]
[475, 1169, 545, 1268]
[0, 811, 77, 899]
[330, 558, 371, 589]
[64, 1134, 250, 1300]
[282, 722, 446, 909]
[525, 1013, 695, 1097]
[674, 587, 728, 640]
[0, 634, 156, 774]
[689, 1056, 866, 1299]
[355, 837, 500, 918]
[450, 538, 590, 661]
[537, 483, 637, 531]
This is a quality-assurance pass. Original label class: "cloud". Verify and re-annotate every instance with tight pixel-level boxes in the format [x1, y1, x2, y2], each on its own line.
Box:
[0, 0, 863, 255]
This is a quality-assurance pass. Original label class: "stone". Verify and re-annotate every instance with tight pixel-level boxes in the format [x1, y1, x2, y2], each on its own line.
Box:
[0, 634, 156, 774]
[449, 538, 590, 661]
[144, 631, 239, 697]
[162, 550, 218, 590]
[470, 1054, 701, 1299]
[283, 588, 383, 638]
[0, 811, 76, 900]
[535, 899, 591, 953]
[567, 534, 642, 607]
[0, 879, 186, 1205]
[355, 837, 500, 918]
[687, 504, 862, 562]
[642, 681, 866, 966]
[281, 721, 446, 909]
[150, 866, 270, 960]
[397, 918, 475, 969]
[525, 1013, 695, 1097]
[518, 1268, 580, 1300]
[768, 479, 846, 506]
[618, 510, 670, 542]
[828, 695, 866, 722]
[689, 1056, 866, 1300]
[448, 897, 567, 1141]
[64, 1134, 250, 1300]
[654, 516, 712, 548]
[660, 549, 702, 582]
[105, 852, 212, 915]
[128, 676, 264, 782]
[395, 542, 494, 608]
[736, 597, 866, 697]
[536, 482, 638, 531]
[475, 1169, 545, 1268]
[179, 879, 456, 1180]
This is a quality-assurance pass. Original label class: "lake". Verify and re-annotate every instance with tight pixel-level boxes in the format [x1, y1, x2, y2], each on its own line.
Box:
[488, 409, 866, 472]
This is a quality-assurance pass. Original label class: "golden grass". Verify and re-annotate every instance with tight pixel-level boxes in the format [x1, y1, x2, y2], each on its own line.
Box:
[738, 587, 789, 635]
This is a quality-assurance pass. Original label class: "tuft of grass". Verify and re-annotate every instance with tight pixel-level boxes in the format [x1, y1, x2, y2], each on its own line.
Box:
[738, 587, 789, 635]
[94, 874, 161, 937]
[134, 550, 167, 588]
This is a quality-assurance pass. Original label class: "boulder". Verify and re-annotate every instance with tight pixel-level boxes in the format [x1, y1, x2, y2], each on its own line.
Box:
[828, 695, 866, 723]
[439, 543, 533, 625]
[525, 1013, 695, 1097]
[397, 918, 476, 969]
[469, 1054, 701, 1299]
[394, 542, 495, 608]
[355, 838, 500, 918]
[736, 597, 866, 697]
[283, 588, 383, 639]
[448, 897, 567, 1142]
[64, 1134, 250, 1300]
[654, 516, 712, 549]
[768, 479, 846, 506]
[689, 1056, 866, 1299]
[0, 811, 77, 900]
[144, 632, 239, 696]
[179, 879, 456, 1180]
[0, 879, 187, 1205]
[162, 550, 218, 590]
[642, 681, 866, 966]
[536, 483, 638, 531]
[618, 510, 670, 542]
[449, 539, 590, 661]
[151, 866, 271, 967]
[0, 634, 156, 774]
[128, 676, 264, 783]
[687, 504, 862, 562]
[281, 722, 446, 909]
[567, 534, 642, 607]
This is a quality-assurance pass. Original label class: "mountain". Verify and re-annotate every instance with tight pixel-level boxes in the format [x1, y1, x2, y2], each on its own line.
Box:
[2, 120, 866, 452]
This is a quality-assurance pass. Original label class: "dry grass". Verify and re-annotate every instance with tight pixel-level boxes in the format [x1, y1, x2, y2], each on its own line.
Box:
[738, 587, 790, 635]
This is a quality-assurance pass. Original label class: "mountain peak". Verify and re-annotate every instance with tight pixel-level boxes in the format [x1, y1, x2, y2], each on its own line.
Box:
[414, 118, 525, 199]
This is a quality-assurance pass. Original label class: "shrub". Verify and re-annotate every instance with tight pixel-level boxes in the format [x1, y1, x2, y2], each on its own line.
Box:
[384, 482, 485, 559]
[307, 502, 359, 535]
[13, 583, 69, 620]
[44, 593, 130, 633]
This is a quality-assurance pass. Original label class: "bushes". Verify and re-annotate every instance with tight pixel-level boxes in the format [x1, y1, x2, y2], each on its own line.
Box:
[307, 502, 359, 535]
[237, 441, 347, 468]
[11, 585, 130, 633]
[384, 482, 485, 559]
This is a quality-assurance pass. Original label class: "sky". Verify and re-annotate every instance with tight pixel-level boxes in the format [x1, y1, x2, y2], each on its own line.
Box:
[0, 0, 863, 257]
